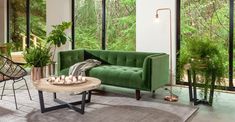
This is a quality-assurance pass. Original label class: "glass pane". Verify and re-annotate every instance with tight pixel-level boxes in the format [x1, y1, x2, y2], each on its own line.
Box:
[106, 0, 136, 51]
[75, 0, 102, 49]
[9, 0, 26, 51]
[30, 0, 46, 44]
[233, 1, 235, 85]
[179, 0, 229, 87]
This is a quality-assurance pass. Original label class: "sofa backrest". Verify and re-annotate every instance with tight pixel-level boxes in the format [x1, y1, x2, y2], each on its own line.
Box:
[58, 50, 85, 71]
[84, 50, 160, 68]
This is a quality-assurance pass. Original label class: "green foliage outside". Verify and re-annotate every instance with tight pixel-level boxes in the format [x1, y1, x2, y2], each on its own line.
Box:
[179, 0, 234, 83]
[9, 0, 26, 51]
[106, 0, 136, 51]
[9, 0, 46, 51]
[9, 0, 136, 51]
[75, 0, 102, 49]
[75, 0, 136, 51]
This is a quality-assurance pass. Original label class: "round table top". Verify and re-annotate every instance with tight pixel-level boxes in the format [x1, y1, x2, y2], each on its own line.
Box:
[33, 77, 101, 93]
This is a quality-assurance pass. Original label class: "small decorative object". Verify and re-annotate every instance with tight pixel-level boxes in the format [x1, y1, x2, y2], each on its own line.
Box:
[47, 75, 87, 85]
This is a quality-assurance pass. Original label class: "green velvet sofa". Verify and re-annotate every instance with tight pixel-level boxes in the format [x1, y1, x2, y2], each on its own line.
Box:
[57, 49, 169, 100]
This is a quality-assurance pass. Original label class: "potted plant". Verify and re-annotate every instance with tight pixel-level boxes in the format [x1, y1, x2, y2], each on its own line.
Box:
[179, 36, 226, 105]
[23, 44, 51, 81]
[0, 43, 13, 57]
[46, 21, 71, 75]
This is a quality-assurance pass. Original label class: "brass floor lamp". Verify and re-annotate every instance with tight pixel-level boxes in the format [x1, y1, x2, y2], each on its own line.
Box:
[156, 8, 178, 102]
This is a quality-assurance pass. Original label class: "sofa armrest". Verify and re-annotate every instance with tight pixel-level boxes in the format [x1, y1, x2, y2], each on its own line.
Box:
[57, 49, 85, 75]
[143, 54, 169, 91]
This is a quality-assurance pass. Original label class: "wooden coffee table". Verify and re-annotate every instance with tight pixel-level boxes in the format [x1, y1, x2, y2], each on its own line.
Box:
[33, 77, 101, 114]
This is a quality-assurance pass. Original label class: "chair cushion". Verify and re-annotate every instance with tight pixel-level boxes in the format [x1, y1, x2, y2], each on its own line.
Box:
[87, 65, 144, 89]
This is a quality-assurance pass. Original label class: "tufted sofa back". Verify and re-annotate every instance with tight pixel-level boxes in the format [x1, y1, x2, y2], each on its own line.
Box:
[84, 50, 159, 68]
[58, 49, 163, 71]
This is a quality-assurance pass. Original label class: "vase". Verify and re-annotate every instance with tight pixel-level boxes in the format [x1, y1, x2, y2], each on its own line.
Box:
[31, 66, 46, 81]
[47, 62, 56, 76]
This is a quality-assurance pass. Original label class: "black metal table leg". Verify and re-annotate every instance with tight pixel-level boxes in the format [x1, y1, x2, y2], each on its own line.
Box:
[189, 69, 214, 106]
[80, 91, 86, 114]
[38, 91, 46, 113]
[87, 91, 91, 102]
[53, 92, 57, 99]
[38, 91, 91, 114]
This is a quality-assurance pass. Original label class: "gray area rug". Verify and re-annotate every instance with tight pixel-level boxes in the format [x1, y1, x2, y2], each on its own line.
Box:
[0, 76, 198, 122]
[26, 105, 182, 122]
[0, 106, 14, 116]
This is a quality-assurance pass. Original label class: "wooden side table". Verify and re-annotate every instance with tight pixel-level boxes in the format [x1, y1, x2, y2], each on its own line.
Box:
[33, 77, 101, 114]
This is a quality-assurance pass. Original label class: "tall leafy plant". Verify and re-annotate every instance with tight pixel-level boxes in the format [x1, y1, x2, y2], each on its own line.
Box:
[47, 22, 71, 61]
[179, 0, 231, 82]
[179, 36, 227, 85]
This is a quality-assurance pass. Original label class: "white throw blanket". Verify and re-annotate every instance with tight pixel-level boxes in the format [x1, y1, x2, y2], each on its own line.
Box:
[69, 59, 101, 76]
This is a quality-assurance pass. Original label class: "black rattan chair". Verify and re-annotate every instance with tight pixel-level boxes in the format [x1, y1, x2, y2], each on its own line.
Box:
[0, 55, 32, 109]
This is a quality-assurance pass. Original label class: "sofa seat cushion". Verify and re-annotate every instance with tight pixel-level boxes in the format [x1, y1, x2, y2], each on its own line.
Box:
[88, 65, 144, 89]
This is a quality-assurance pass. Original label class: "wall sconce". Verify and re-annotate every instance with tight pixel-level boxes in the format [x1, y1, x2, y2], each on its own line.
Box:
[156, 8, 178, 102]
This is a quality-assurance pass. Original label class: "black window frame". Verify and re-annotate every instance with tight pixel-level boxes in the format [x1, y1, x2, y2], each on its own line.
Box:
[175, 0, 234, 90]
[6, 0, 30, 47]
[71, 0, 106, 50]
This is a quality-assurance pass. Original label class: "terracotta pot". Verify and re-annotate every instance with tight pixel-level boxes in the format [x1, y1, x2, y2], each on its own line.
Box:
[31, 66, 46, 81]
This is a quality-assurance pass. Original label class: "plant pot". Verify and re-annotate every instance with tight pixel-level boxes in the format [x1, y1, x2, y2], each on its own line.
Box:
[47, 62, 56, 76]
[189, 57, 209, 70]
[31, 66, 47, 81]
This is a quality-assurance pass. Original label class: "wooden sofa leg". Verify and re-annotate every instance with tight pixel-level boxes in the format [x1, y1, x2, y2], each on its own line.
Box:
[136, 90, 141, 100]
[152, 90, 155, 98]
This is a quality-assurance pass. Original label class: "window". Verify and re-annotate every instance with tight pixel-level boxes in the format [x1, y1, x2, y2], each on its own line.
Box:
[8, 0, 46, 52]
[73, 0, 136, 51]
[9, 0, 27, 51]
[177, 0, 234, 88]
[75, 0, 102, 50]
[30, 0, 46, 43]
[106, 0, 136, 51]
